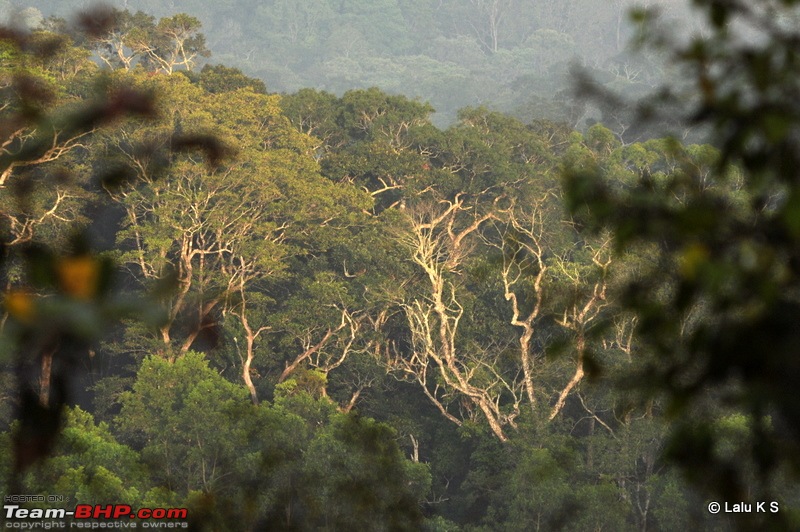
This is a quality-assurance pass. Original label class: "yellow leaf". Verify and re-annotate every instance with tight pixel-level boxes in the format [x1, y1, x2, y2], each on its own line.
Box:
[679, 242, 709, 280]
[57, 256, 100, 300]
[4, 290, 35, 323]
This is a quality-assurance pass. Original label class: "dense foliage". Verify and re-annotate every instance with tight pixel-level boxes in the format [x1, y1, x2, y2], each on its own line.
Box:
[1, 2, 799, 530]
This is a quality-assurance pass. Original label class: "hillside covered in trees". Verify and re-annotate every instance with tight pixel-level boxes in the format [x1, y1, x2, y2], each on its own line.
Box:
[6, 0, 695, 129]
[2, 1, 800, 530]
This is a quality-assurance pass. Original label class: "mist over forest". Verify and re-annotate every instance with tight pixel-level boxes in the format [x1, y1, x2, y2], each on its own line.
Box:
[7, 0, 695, 128]
[2, 1, 800, 531]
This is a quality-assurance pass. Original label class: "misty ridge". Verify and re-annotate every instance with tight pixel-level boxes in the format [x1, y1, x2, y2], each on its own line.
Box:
[8, 0, 698, 130]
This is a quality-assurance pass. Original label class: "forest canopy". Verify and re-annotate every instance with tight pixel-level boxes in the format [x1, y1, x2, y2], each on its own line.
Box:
[1, 1, 800, 530]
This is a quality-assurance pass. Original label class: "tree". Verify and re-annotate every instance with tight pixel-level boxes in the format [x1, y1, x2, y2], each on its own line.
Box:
[564, 0, 800, 524]
[279, 88, 342, 150]
[106, 78, 289, 359]
[14, 407, 150, 505]
[0, 29, 101, 246]
[85, 8, 157, 71]
[198, 64, 266, 94]
[0, 13, 165, 487]
[115, 351, 429, 530]
[117, 351, 248, 494]
[106, 72, 372, 406]
[300, 414, 428, 530]
[392, 193, 516, 441]
[486, 194, 612, 421]
[468, 0, 515, 54]
[135, 14, 210, 74]
[78, 9, 212, 74]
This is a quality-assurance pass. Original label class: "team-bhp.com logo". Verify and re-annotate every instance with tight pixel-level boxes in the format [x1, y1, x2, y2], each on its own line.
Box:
[4, 504, 188, 528]
[74, 506, 186, 520]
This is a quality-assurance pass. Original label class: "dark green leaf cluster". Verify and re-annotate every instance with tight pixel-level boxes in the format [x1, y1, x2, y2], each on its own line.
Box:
[564, 0, 800, 527]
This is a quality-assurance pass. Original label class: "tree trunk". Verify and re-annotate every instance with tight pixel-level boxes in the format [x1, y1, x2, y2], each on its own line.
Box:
[39, 349, 53, 407]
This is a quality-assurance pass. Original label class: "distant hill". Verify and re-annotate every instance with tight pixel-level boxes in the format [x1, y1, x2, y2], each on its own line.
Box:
[10, 0, 691, 128]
